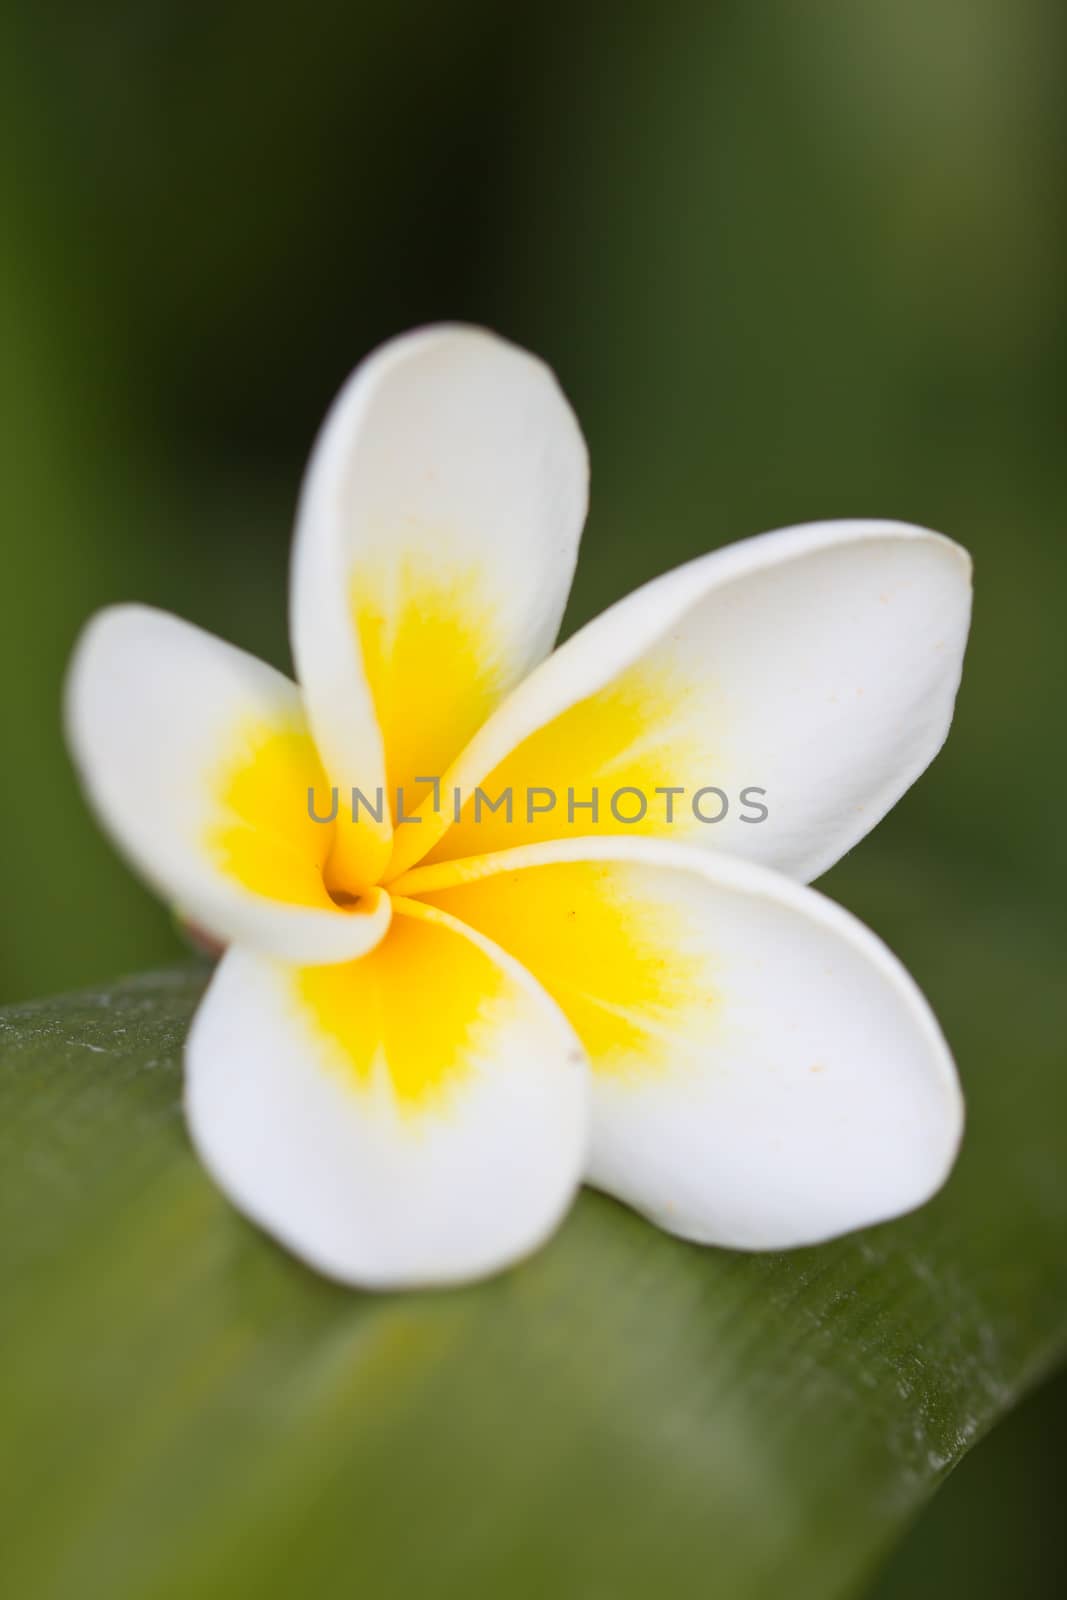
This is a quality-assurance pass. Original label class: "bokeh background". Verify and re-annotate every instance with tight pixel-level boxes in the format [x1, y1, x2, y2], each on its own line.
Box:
[2, 2, 1065, 1593]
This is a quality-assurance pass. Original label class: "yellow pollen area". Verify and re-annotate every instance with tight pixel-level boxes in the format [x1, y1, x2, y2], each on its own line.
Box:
[414, 860, 715, 1076]
[209, 720, 341, 910]
[295, 907, 507, 1107]
[423, 659, 711, 865]
[353, 555, 508, 821]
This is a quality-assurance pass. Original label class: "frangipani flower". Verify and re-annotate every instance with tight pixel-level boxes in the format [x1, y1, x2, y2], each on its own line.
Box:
[65, 326, 972, 1288]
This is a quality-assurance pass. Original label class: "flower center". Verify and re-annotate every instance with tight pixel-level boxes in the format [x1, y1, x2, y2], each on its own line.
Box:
[326, 886, 362, 910]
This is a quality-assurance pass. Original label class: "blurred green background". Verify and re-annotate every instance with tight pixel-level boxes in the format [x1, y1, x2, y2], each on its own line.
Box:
[2, 1, 1065, 1593]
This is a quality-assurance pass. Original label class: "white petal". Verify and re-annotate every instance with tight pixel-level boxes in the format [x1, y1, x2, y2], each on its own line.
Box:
[290, 324, 588, 883]
[396, 837, 963, 1250]
[65, 605, 391, 963]
[388, 520, 971, 883]
[185, 897, 589, 1288]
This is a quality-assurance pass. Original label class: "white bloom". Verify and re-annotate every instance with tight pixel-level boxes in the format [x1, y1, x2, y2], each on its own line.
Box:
[65, 326, 972, 1288]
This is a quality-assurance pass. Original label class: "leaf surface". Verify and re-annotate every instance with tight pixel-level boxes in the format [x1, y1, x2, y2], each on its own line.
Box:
[1, 856, 1065, 1600]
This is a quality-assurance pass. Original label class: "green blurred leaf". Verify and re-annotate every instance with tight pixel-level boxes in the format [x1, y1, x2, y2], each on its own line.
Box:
[1, 871, 1065, 1600]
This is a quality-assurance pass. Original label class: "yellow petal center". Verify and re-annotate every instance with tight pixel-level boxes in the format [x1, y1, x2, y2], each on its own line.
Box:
[209, 722, 343, 910]
[295, 904, 506, 1106]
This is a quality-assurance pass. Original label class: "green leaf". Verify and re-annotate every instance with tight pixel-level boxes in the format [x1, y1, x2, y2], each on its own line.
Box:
[1, 854, 1065, 1600]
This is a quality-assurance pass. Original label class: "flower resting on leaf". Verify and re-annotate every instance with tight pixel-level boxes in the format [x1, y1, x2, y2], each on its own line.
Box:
[65, 326, 972, 1289]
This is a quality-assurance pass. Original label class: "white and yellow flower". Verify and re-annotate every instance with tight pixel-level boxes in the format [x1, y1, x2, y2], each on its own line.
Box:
[65, 326, 972, 1288]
